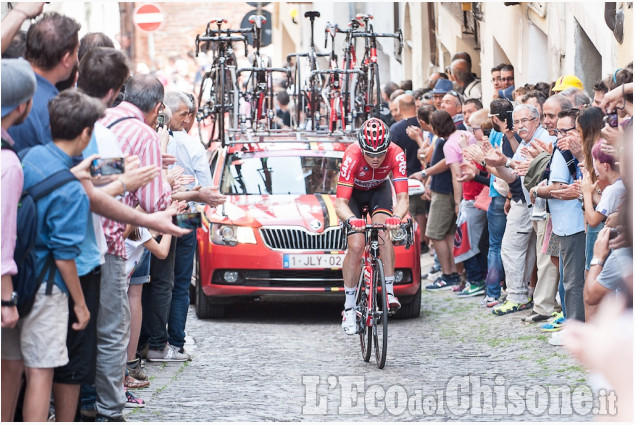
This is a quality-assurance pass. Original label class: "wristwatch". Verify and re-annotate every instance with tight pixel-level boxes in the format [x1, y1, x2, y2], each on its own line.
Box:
[505, 158, 512, 168]
[589, 258, 605, 267]
[421, 169, 427, 179]
[1, 291, 18, 307]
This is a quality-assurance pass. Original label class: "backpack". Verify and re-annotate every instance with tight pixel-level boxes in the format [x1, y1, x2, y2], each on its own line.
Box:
[1, 139, 77, 316]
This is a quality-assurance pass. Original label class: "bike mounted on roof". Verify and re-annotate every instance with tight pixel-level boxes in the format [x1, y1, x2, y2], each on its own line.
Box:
[194, 12, 402, 147]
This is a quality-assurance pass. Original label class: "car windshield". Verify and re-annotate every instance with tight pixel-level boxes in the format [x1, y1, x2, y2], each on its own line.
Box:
[221, 151, 343, 195]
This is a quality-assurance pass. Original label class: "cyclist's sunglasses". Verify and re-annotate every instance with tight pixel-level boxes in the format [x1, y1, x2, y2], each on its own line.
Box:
[363, 150, 387, 158]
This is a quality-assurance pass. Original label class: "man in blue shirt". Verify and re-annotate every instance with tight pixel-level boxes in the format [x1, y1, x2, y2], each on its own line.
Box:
[530, 109, 586, 323]
[8, 12, 81, 153]
[5, 89, 104, 422]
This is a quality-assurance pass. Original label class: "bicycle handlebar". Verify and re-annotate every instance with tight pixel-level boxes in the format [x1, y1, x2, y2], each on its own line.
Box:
[343, 219, 414, 249]
[195, 34, 248, 57]
[309, 69, 364, 78]
[286, 52, 331, 63]
[351, 31, 400, 40]
[205, 25, 253, 36]
[236, 67, 291, 76]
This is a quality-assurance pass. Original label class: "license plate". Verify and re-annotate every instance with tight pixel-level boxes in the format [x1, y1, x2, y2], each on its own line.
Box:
[283, 254, 344, 269]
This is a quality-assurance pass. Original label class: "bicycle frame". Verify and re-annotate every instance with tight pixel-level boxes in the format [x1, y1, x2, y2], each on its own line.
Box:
[195, 22, 248, 146]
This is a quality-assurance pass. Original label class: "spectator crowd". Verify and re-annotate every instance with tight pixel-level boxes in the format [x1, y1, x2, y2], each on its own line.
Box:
[1, 4, 226, 422]
[0, 3, 632, 423]
[383, 51, 632, 420]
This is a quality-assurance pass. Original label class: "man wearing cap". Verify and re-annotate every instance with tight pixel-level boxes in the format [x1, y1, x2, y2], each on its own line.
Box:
[431, 78, 453, 110]
[0, 58, 34, 416]
[552, 75, 584, 93]
[8, 12, 81, 153]
[1, 60, 36, 380]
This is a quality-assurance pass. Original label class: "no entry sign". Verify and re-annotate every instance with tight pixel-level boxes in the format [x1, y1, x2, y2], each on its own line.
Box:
[133, 3, 165, 32]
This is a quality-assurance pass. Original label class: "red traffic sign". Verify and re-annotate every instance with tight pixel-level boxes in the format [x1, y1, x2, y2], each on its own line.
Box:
[133, 3, 165, 32]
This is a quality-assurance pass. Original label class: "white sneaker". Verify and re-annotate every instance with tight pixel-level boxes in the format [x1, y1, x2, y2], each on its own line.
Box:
[146, 344, 189, 362]
[341, 309, 357, 335]
[548, 329, 566, 346]
[387, 293, 401, 311]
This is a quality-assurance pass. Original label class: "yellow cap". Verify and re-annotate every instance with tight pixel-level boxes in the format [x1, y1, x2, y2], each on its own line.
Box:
[552, 75, 584, 92]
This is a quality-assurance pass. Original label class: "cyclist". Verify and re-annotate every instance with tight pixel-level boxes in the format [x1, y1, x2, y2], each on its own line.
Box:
[335, 118, 410, 334]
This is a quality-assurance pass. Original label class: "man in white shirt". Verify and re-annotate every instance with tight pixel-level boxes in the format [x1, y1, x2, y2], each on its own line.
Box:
[164, 91, 219, 359]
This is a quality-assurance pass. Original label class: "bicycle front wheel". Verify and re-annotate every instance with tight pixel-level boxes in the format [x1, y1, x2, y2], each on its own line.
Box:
[356, 274, 372, 363]
[373, 258, 388, 369]
[217, 63, 226, 144]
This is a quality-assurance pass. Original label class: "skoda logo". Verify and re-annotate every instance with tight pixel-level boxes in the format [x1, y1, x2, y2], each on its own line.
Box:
[310, 220, 322, 231]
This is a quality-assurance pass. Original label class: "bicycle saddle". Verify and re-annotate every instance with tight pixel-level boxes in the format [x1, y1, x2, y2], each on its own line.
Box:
[248, 14, 267, 27]
[355, 13, 373, 21]
[209, 18, 228, 24]
[304, 11, 320, 20]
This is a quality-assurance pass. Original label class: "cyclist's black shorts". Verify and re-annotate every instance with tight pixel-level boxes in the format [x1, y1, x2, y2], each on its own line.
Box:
[347, 180, 393, 219]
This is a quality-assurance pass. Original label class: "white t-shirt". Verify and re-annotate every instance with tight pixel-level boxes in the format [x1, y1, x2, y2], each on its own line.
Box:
[93, 122, 125, 263]
[596, 179, 626, 217]
[124, 227, 152, 280]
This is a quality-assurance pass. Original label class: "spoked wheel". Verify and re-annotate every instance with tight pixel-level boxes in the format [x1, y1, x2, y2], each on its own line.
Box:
[372, 258, 388, 369]
[367, 63, 381, 119]
[216, 63, 226, 145]
[197, 70, 216, 147]
[356, 279, 372, 362]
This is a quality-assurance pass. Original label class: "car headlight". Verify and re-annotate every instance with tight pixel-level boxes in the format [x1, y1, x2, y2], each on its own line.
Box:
[211, 224, 257, 245]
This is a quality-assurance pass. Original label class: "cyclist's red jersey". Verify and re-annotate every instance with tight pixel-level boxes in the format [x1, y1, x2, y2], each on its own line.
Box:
[336, 143, 408, 199]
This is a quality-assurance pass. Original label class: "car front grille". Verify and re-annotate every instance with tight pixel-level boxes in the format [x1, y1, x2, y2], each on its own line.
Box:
[260, 226, 344, 251]
[213, 269, 344, 287]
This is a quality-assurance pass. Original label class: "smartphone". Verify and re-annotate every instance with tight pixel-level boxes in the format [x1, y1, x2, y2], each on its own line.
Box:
[604, 113, 618, 128]
[90, 157, 125, 176]
[609, 227, 620, 239]
[157, 113, 166, 129]
[505, 110, 514, 131]
[172, 212, 202, 229]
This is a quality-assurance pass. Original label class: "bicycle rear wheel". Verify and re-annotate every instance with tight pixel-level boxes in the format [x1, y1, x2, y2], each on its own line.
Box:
[372, 258, 388, 369]
[356, 274, 372, 363]
[367, 63, 381, 119]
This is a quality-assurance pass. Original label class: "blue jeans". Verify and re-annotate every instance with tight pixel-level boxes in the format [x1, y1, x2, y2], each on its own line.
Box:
[130, 248, 151, 284]
[559, 253, 566, 318]
[433, 252, 441, 270]
[140, 237, 177, 351]
[463, 254, 485, 283]
[585, 222, 604, 270]
[485, 196, 507, 298]
[168, 231, 196, 349]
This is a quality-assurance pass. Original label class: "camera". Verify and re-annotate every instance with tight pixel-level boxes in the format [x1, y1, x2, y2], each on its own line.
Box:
[172, 212, 202, 229]
[90, 157, 125, 177]
[603, 113, 619, 128]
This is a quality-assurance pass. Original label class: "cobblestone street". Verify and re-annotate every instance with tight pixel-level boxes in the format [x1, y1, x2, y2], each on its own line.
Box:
[124, 254, 606, 422]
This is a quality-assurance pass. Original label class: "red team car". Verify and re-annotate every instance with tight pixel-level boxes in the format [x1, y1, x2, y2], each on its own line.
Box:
[192, 131, 422, 319]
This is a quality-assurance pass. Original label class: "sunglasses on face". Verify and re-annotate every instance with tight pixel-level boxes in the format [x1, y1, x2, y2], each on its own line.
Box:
[364, 151, 386, 158]
[501, 77, 514, 82]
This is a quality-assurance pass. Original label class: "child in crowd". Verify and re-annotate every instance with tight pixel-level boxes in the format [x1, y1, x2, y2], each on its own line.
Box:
[122, 225, 172, 408]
